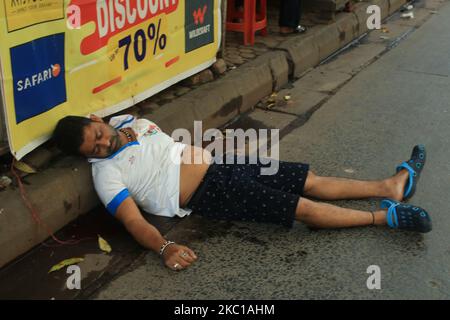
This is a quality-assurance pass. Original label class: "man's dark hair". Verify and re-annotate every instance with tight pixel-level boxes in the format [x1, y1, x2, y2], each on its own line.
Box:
[52, 116, 92, 156]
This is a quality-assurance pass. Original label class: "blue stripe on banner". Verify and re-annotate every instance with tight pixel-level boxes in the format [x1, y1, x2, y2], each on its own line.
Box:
[106, 188, 130, 215]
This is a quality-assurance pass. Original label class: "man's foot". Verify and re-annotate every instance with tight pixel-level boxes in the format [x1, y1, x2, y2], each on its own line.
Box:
[381, 199, 432, 233]
[387, 169, 410, 202]
[396, 145, 427, 200]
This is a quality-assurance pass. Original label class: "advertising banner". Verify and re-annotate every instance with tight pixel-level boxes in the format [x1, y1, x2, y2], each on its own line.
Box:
[0, 0, 221, 159]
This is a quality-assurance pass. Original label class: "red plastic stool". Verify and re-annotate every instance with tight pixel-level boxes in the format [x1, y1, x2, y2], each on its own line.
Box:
[226, 0, 267, 46]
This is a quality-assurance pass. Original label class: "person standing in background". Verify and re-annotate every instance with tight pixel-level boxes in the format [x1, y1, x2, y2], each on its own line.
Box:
[233, 0, 307, 35]
[279, 0, 307, 34]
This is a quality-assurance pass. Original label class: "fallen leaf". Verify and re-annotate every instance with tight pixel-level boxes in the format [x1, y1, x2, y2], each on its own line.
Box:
[13, 161, 37, 174]
[98, 235, 112, 253]
[48, 258, 84, 273]
[267, 93, 278, 103]
[284, 95, 291, 101]
[266, 102, 276, 109]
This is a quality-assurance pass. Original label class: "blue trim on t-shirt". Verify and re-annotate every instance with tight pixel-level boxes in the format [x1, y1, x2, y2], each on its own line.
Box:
[114, 116, 134, 129]
[107, 141, 139, 159]
[106, 188, 130, 215]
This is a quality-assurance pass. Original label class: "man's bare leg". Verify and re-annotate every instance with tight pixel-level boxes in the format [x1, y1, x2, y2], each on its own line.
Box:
[303, 169, 410, 202]
[295, 197, 386, 229]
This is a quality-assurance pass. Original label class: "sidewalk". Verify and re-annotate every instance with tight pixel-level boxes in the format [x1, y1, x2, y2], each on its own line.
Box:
[1, 0, 446, 298]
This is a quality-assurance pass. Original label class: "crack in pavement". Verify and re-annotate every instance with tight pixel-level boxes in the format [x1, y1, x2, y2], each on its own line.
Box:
[397, 68, 449, 78]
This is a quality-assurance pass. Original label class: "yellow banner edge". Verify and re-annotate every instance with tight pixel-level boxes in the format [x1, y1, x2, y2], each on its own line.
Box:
[3, 0, 223, 160]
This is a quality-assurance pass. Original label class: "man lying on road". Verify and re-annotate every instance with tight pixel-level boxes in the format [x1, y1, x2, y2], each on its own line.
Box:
[52, 114, 432, 271]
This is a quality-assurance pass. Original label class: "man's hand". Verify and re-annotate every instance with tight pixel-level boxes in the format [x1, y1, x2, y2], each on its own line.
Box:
[115, 198, 198, 271]
[162, 244, 198, 271]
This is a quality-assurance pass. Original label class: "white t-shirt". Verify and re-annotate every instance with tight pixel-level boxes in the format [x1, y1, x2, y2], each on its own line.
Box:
[89, 114, 192, 218]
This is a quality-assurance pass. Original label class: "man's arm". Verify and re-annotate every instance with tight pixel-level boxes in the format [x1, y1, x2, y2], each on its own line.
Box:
[115, 197, 197, 270]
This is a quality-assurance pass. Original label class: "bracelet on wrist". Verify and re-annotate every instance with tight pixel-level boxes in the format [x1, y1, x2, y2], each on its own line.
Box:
[159, 240, 176, 256]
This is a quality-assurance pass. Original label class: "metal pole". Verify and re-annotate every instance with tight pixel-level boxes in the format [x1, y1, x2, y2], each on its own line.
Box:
[0, 91, 8, 155]
[220, 0, 227, 58]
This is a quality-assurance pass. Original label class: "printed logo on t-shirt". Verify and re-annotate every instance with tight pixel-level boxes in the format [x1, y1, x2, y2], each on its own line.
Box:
[147, 124, 161, 136]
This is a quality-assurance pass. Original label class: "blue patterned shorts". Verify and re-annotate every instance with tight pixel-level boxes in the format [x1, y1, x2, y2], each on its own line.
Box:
[186, 154, 310, 228]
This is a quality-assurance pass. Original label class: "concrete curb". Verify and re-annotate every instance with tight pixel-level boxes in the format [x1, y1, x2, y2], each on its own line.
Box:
[0, 0, 408, 269]
[283, 0, 400, 79]
[279, 34, 320, 78]
[139, 52, 288, 133]
[336, 10, 360, 48]
[0, 158, 96, 268]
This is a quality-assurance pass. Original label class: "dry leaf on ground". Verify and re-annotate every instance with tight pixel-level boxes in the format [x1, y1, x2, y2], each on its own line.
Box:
[13, 161, 37, 174]
[98, 235, 112, 253]
[48, 258, 84, 273]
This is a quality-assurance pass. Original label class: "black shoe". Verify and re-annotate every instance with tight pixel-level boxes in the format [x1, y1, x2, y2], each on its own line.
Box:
[280, 25, 307, 36]
[294, 25, 307, 33]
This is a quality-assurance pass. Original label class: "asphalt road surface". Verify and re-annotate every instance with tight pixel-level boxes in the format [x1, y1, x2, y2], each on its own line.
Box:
[94, 2, 450, 300]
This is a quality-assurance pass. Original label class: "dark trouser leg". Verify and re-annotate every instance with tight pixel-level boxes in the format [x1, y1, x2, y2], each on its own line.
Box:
[279, 0, 302, 28]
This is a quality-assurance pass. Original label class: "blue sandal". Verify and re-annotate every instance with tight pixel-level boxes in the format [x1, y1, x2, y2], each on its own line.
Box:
[381, 199, 432, 233]
[396, 145, 426, 200]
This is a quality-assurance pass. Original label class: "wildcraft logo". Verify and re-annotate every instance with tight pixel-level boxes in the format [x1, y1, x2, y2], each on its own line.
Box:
[185, 0, 214, 53]
[189, 5, 210, 39]
[193, 5, 207, 25]
[10, 33, 67, 124]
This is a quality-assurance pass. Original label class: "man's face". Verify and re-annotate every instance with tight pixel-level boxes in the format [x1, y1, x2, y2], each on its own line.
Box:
[79, 120, 121, 158]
